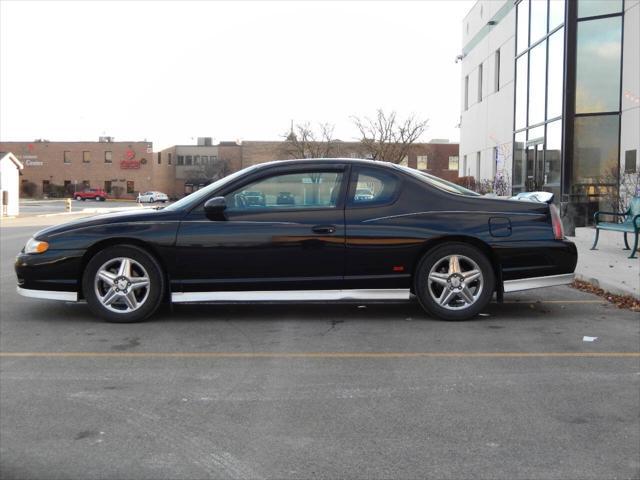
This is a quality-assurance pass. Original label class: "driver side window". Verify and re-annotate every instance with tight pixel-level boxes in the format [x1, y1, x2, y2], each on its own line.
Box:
[225, 171, 343, 211]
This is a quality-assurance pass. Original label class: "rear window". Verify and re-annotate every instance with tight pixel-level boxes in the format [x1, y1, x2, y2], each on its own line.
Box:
[394, 164, 480, 196]
[349, 167, 399, 206]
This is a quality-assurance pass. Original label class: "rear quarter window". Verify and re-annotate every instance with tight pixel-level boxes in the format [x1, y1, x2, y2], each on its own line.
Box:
[349, 167, 400, 207]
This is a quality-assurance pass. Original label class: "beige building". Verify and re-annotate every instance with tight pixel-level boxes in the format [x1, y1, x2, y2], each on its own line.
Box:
[155, 138, 233, 195]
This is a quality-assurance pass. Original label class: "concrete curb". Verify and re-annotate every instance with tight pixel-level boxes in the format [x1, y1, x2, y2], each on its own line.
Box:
[574, 272, 639, 300]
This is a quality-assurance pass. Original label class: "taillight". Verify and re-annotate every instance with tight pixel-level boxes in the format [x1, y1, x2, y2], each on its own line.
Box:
[549, 204, 564, 240]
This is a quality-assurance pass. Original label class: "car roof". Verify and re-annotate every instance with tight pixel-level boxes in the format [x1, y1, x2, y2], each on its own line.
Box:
[253, 158, 395, 169]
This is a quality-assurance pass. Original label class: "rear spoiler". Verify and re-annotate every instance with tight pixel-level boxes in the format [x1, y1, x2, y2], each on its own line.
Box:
[509, 191, 554, 204]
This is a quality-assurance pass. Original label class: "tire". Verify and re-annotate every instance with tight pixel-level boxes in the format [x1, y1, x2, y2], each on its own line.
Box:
[83, 245, 165, 323]
[96, 196, 104, 202]
[414, 242, 495, 321]
[75, 195, 82, 201]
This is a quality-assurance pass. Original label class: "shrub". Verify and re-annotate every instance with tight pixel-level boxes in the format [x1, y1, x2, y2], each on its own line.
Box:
[111, 186, 124, 199]
[47, 184, 68, 198]
[21, 181, 37, 197]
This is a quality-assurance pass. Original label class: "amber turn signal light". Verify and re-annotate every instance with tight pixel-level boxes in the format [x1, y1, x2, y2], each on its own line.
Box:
[24, 238, 49, 254]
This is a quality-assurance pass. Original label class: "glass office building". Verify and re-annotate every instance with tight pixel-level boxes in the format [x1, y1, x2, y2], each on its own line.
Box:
[460, 0, 638, 230]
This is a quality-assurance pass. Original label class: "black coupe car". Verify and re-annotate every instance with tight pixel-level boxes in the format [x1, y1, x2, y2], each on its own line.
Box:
[16, 159, 577, 322]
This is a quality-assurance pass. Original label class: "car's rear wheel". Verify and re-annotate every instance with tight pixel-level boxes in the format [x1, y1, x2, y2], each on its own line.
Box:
[96, 196, 104, 201]
[83, 245, 164, 323]
[75, 195, 82, 201]
[414, 242, 494, 321]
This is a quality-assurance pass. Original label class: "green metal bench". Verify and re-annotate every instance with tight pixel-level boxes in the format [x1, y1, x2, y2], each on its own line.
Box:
[591, 196, 640, 259]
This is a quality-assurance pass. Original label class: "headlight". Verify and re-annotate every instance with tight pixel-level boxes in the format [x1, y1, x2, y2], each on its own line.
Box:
[24, 238, 49, 254]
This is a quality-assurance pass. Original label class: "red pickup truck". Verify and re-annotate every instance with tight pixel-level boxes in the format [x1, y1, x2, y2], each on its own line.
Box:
[74, 189, 108, 201]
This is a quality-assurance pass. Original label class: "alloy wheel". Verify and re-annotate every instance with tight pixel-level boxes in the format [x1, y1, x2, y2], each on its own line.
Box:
[94, 257, 151, 314]
[427, 254, 484, 310]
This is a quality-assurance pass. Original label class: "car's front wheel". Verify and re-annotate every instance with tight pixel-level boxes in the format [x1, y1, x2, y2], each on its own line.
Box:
[83, 245, 164, 323]
[414, 243, 494, 321]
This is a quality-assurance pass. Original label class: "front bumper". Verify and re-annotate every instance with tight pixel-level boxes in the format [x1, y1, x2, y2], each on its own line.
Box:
[15, 249, 84, 293]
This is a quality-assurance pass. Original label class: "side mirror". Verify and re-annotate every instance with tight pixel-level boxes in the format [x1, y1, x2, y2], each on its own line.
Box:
[203, 196, 227, 220]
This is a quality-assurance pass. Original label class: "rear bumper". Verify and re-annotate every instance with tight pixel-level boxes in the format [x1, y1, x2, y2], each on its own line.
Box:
[496, 240, 578, 281]
[503, 273, 575, 293]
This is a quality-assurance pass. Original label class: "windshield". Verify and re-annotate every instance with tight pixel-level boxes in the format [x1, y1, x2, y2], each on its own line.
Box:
[164, 165, 259, 211]
[393, 164, 480, 197]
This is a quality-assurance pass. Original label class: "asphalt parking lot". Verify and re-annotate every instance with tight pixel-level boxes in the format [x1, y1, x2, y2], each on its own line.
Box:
[1, 216, 639, 480]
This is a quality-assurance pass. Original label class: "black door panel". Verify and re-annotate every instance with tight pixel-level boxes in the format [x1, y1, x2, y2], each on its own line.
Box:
[344, 166, 419, 289]
[174, 167, 347, 292]
[175, 211, 345, 291]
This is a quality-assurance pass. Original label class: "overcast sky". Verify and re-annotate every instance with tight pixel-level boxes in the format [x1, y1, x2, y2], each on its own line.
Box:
[0, 0, 474, 150]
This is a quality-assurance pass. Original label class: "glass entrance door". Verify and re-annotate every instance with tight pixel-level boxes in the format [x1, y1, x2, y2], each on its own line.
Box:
[525, 137, 545, 191]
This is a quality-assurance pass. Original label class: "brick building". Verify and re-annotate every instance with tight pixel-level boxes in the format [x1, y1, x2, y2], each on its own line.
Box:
[4, 137, 459, 198]
[404, 140, 460, 182]
[158, 138, 459, 197]
[0, 138, 173, 199]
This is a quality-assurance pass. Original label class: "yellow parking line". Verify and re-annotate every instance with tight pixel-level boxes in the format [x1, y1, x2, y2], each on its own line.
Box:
[0, 352, 638, 359]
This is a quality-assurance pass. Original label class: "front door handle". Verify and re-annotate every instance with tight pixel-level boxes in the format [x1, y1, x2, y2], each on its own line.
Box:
[312, 225, 336, 234]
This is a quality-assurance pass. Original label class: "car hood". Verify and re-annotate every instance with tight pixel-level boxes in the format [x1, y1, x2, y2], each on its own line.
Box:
[34, 208, 182, 240]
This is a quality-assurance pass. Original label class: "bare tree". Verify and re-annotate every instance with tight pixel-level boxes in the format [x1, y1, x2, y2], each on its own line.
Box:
[597, 166, 640, 214]
[185, 158, 231, 186]
[352, 109, 429, 164]
[489, 135, 513, 196]
[281, 122, 338, 159]
[206, 158, 231, 181]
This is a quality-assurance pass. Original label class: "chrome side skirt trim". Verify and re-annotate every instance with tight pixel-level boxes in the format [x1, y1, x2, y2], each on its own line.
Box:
[16, 287, 78, 302]
[503, 273, 575, 293]
[172, 289, 411, 303]
[15, 275, 574, 304]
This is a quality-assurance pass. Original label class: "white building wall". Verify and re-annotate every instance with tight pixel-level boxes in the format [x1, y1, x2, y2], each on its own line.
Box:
[621, 0, 640, 202]
[460, 0, 638, 200]
[460, 0, 515, 185]
[0, 154, 23, 217]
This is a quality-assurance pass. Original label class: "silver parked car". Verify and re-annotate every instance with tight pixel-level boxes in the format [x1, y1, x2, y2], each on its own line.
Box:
[137, 191, 169, 203]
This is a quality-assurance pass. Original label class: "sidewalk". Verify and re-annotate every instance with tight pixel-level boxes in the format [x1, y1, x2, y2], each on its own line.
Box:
[570, 227, 639, 299]
[35, 205, 148, 217]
